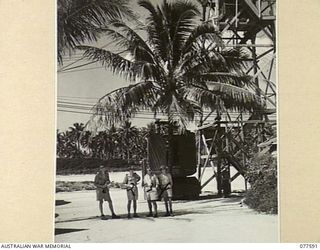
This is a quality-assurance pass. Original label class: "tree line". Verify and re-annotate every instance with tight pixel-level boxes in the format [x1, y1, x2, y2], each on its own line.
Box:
[57, 122, 154, 162]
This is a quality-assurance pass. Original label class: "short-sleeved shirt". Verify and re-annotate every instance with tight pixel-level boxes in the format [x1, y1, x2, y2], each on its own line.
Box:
[143, 174, 159, 201]
[123, 173, 141, 201]
[144, 174, 159, 188]
[94, 172, 110, 189]
[123, 173, 141, 186]
[94, 172, 111, 201]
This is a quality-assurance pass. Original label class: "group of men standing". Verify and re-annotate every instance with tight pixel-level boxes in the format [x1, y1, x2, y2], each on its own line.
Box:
[94, 165, 174, 220]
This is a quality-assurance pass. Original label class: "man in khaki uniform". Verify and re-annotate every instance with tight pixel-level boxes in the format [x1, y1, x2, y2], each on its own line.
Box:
[158, 165, 174, 216]
[94, 165, 120, 219]
[143, 168, 159, 218]
[123, 166, 141, 219]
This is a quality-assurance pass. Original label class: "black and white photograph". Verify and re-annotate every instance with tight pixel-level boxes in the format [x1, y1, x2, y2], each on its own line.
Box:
[56, 0, 278, 242]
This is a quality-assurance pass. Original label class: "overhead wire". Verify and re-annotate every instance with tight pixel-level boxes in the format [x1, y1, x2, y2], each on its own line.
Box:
[58, 66, 105, 74]
[57, 110, 276, 125]
[57, 102, 276, 115]
[57, 100, 277, 114]
[57, 105, 277, 118]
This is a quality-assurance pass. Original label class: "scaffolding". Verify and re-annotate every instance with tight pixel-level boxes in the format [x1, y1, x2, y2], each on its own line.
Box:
[197, 0, 277, 196]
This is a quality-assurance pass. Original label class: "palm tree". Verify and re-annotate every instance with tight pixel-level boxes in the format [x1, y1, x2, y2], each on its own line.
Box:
[79, 130, 92, 157]
[57, 130, 68, 158]
[57, 0, 135, 65]
[80, 0, 261, 133]
[107, 125, 120, 159]
[91, 131, 110, 159]
[118, 121, 139, 163]
[68, 123, 86, 157]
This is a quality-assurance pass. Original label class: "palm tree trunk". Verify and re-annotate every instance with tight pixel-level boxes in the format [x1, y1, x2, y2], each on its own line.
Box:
[167, 122, 174, 174]
[77, 139, 81, 158]
[127, 149, 130, 164]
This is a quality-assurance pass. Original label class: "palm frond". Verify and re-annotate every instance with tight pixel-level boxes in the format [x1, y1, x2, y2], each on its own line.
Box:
[182, 22, 223, 54]
[165, 1, 200, 66]
[86, 81, 158, 131]
[181, 47, 250, 82]
[138, 0, 169, 63]
[57, 0, 135, 64]
[103, 20, 156, 64]
[198, 72, 253, 87]
[78, 45, 141, 81]
[184, 82, 262, 112]
[220, 48, 251, 73]
[78, 45, 163, 82]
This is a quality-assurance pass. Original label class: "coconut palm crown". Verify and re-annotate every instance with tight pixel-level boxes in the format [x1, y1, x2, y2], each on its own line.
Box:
[79, 0, 262, 131]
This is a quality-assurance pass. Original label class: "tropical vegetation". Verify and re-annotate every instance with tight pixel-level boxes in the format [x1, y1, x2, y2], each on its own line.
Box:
[57, 122, 148, 162]
[244, 152, 278, 214]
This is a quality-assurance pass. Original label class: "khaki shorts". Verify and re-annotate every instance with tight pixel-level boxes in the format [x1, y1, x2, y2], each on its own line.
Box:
[126, 186, 138, 201]
[96, 188, 111, 201]
[144, 187, 158, 201]
[160, 188, 173, 200]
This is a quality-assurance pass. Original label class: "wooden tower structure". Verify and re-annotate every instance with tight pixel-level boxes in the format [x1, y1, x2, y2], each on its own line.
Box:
[196, 0, 277, 196]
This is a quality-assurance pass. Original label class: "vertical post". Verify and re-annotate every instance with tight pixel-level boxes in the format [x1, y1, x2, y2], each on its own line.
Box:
[240, 113, 247, 191]
[225, 122, 231, 193]
[217, 157, 222, 196]
[216, 111, 222, 197]
[215, 0, 219, 17]
[167, 123, 173, 174]
[202, 0, 207, 22]
[197, 112, 203, 182]
[146, 137, 150, 169]
[252, 36, 263, 145]
[235, 0, 238, 29]
[197, 129, 202, 182]
[141, 158, 145, 187]
[251, 36, 260, 97]
[215, 0, 220, 30]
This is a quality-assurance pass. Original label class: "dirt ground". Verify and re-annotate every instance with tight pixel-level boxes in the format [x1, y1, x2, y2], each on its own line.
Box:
[55, 185, 278, 243]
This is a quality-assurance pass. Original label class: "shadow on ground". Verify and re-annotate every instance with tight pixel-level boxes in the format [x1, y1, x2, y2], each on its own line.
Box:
[55, 208, 223, 224]
[56, 200, 71, 206]
[55, 195, 245, 224]
[55, 228, 88, 236]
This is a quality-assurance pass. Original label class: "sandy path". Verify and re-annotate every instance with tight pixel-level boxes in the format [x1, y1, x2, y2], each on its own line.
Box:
[55, 186, 278, 243]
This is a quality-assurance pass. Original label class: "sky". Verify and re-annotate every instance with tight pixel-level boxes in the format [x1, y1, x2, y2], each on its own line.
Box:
[57, 0, 276, 132]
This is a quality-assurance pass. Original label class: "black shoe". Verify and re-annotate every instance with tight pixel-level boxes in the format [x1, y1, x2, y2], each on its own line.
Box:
[112, 214, 120, 219]
[170, 213, 174, 217]
[153, 213, 158, 218]
[146, 213, 153, 217]
[127, 214, 131, 219]
[133, 213, 139, 218]
[101, 215, 108, 220]
[165, 212, 170, 217]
